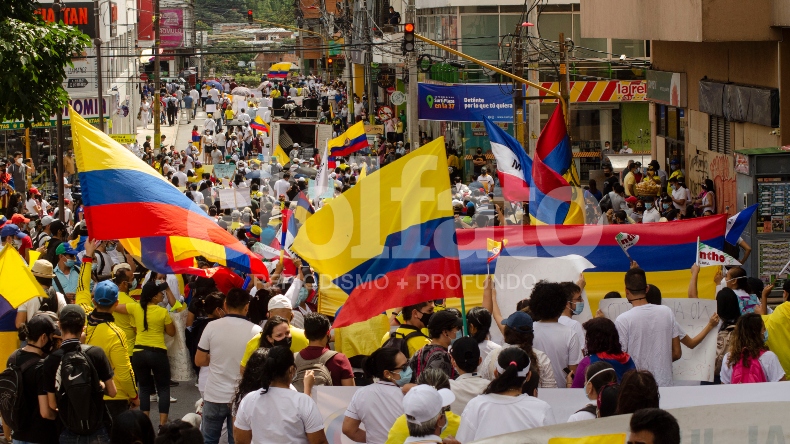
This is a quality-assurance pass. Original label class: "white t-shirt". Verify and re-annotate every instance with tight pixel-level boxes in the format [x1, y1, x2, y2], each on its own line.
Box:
[558, 315, 586, 352]
[344, 381, 404, 444]
[567, 407, 596, 422]
[17, 291, 67, 320]
[174, 171, 188, 187]
[208, 88, 220, 101]
[720, 351, 786, 384]
[615, 304, 681, 387]
[25, 198, 39, 216]
[532, 322, 583, 388]
[477, 339, 501, 374]
[197, 315, 262, 403]
[449, 373, 490, 415]
[642, 207, 661, 223]
[234, 387, 324, 444]
[274, 179, 291, 197]
[456, 393, 555, 442]
[620, 147, 633, 153]
[477, 174, 495, 192]
[672, 186, 690, 210]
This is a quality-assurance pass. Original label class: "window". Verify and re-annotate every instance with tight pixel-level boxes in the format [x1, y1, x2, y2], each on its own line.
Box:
[709, 115, 731, 154]
[538, 13, 572, 44]
[612, 39, 646, 58]
[572, 14, 607, 59]
[460, 15, 499, 61]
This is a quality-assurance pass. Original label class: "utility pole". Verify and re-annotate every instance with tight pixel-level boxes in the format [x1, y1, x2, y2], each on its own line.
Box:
[363, 0, 374, 121]
[406, 0, 418, 147]
[513, 24, 524, 147]
[154, 0, 161, 154]
[558, 32, 570, 129]
[526, 9, 539, 154]
[343, 0, 354, 119]
[54, 0, 65, 218]
[94, 0, 105, 132]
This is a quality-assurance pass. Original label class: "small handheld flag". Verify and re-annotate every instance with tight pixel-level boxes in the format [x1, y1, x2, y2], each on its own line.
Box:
[615, 232, 639, 260]
[697, 239, 741, 267]
[725, 203, 758, 245]
[487, 238, 507, 263]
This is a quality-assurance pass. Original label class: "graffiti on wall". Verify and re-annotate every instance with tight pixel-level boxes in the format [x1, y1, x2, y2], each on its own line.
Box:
[688, 149, 736, 216]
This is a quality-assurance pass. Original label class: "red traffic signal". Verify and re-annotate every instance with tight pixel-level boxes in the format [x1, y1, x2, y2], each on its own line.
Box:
[247, 10, 253, 24]
[404, 23, 415, 33]
[403, 23, 415, 52]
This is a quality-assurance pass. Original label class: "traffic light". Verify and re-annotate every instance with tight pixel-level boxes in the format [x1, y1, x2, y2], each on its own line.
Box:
[403, 23, 415, 53]
[327, 58, 333, 69]
[247, 10, 253, 24]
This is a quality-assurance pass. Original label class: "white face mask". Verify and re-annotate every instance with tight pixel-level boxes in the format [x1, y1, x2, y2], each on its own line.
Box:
[16, 158, 23, 165]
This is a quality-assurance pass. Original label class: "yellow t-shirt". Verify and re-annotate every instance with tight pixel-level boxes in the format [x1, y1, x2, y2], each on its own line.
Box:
[224, 109, 235, 120]
[114, 292, 139, 355]
[126, 303, 172, 350]
[385, 410, 461, 444]
[240, 326, 309, 367]
[624, 172, 636, 196]
[764, 302, 790, 375]
[380, 326, 430, 358]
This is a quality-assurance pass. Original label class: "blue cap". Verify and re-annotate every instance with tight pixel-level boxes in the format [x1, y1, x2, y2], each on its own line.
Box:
[0, 224, 24, 239]
[501, 311, 534, 332]
[94, 281, 120, 306]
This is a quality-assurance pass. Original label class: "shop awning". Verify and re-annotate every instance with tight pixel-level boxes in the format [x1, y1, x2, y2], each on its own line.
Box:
[735, 147, 790, 155]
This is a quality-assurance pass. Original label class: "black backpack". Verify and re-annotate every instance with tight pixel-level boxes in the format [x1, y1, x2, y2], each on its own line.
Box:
[56, 345, 106, 435]
[38, 286, 59, 313]
[382, 325, 427, 358]
[0, 351, 40, 431]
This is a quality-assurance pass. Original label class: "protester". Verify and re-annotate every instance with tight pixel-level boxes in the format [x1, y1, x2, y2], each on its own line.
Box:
[381, 302, 433, 358]
[558, 278, 587, 351]
[465, 307, 500, 373]
[761, 280, 790, 375]
[233, 346, 328, 444]
[628, 408, 681, 444]
[156, 420, 205, 444]
[110, 409, 157, 444]
[571, 317, 636, 387]
[456, 347, 555, 442]
[616, 370, 660, 414]
[409, 310, 462, 381]
[720, 313, 786, 384]
[385, 369, 461, 444]
[343, 347, 408, 444]
[567, 361, 618, 422]
[188, 292, 226, 394]
[294, 312, 355, 391]
[448, 337, 490, 415]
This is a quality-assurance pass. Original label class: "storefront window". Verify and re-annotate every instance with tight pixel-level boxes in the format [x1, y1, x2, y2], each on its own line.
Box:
[460, 15, 499, 61]
[571, 108, 601, 143]
[500, 15, 522, 37]
[612, 39, 646, 58]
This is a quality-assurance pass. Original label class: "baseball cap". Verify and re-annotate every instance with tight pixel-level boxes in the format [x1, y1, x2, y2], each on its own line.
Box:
[501, 311, 534, 331]
[59, 304, 86, 325]
[94, 280, 120, 306]
[55, 243, 79, 256]
[403, 385, 455, 424]
[649, 160, 660, 169]
[449, 336, 480, 368]
[11, 214, 30, 225]
[268, 295, 292, 311]
[28, 187, 41, 196]
[27, 313, 59, 338]
[41, 215, 54, 227]
[670, 158, 680, 165]
[0, 224, 24, 239]
[625, 196, 639, 204]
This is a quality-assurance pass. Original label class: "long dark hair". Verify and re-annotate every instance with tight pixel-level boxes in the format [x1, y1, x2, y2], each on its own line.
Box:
[583, 317, 624, 355]
[616, 370, 660, 415]
[727, 313, 766, 367]
[503, 326, 541, 383]
[716, 288, 741, 330]
[258, 345, 294, 394]
[139, 280, 161, 331]
[233, 348, 269, 411]
[484, 347, 531, 395]
[362, 347, 402, 380]
[110, 409, 156, 444]
[466, 307, 492, 343]
[259, 315, 289, 348]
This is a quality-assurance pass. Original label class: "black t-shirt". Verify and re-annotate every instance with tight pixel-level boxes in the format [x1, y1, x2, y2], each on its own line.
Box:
[602, 175, 619, 195]
[6, 350, 58, 443]
[472, 154, 486, 175]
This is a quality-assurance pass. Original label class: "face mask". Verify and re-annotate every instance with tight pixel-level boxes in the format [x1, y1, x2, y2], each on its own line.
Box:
[41, 336, 54, 354]
[130, 278, 138, 290]
[764, 330, 769, 343]
[16, 158, 23, 165]
[106, 243, 116, 251]
[662, 203, 670, 210]
[13, 239, 22, 248]
[65, 259, 76, 268]
[440, 414, 449, 435]
[297, 287, 309, 305]
[419, 311, 433, 328]
[451, 329, 462, 344]
[645, 203, 653, 210]
[572, 301, 585, 316]
[394, 366, 412, 387]
[273, 336, 292, 349]
[155, 279, 166, 286]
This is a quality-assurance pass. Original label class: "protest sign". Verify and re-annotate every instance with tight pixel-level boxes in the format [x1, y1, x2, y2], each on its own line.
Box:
[598, 298, 718, 381]
[491, 255, 594, 344]
[217, 188, 252, 209]
[213, 163, 236, 179]
[205, 104, 217, 114]
[309, 178, 334, 199]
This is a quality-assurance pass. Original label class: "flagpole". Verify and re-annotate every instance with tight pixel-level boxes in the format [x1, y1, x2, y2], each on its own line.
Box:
[696, 236, 700, 266]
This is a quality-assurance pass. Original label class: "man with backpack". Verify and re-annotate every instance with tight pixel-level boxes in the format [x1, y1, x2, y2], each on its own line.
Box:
[380, 302, 434, 358]
[0, 314, 59, 443]
[42, 305, 117, 443]
[293, 312, 354, 392]
[32, 215, 55, 250]
[15, 259, 67, 329]
[85, 280, 139, 420]
[408, 310, 463, 382]
[53, 243, 81, 304]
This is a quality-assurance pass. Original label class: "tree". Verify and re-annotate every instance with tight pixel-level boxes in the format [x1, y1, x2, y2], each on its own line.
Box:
[0, 0, 90, 125]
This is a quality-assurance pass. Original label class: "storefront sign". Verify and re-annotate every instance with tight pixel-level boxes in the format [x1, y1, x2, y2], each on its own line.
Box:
[647, 70, 686, 107]
[35, 2, 96, 39]
[363, 125, 384, 135]
[161, 9, 184, 48]
[109, 134, 137, 144]
[471, 121, 508, 136]
[0, 97, 109, 130]
[532, 80, 647, 103]
[63, 48, 98, 97]
[418, 83, 514, 123]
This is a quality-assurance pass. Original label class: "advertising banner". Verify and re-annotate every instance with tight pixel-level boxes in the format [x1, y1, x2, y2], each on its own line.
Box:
[161, 9, 184, 48]
[646, 70, 686, 107]
[35, 2, 96, 38]
[63, 48, 98, 97]
[530, 80, 648, 103]
[0, 97, 110, 130]
[137, 0, 154, 40]
[417, 83, 514, 123]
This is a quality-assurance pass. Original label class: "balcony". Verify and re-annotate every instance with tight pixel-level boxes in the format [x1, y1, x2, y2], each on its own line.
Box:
[580, 0, 780, 42]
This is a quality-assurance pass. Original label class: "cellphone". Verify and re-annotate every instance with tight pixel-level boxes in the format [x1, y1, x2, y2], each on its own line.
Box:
[563, 367, 571, 375]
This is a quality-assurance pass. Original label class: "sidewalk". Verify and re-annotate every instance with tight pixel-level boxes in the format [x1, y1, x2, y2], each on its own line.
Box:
[136, 107, 206, 150]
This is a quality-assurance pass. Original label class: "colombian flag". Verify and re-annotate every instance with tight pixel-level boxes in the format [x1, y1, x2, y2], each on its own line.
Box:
[328, 121, 369, 157]
[292, 137, 462, 327]
[70, 108, 269, 278]
[294, 192, 314, 226]
[250, 115, 269, 134]
[453, 215, 727, 314]
[268, 62, 292, 79]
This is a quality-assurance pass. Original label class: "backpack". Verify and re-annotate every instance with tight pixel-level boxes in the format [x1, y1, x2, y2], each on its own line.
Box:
[292, 350, 338, 393]
[38, 286, 59, 313]
[167, 99, 177, 111]
[382, 325, 427, 358]
[599, 192, 613, 212]
[731, 350, 767, 384]
[0, 351, 40, 431]
[575, 404, 598, 417]
[56, 345, 107, 435]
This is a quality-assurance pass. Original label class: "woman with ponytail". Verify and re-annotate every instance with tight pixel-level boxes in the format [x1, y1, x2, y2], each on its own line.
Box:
[190, 292, 226, 395]
[568, 361, 618, 422]
[233, 346, 328, 444]
[118, 277, 176, 425]
[456, 347, 555, 442]
[466, 307, 500, 372]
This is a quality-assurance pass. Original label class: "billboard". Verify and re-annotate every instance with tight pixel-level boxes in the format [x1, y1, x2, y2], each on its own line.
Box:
[529, 80, 649, 103]
[34, 2, 96, 38]
[137, 0, 153, 41]
[0, 97, 110, 130]
[161, 9, 184, 48]
[417, 83, 515, 123]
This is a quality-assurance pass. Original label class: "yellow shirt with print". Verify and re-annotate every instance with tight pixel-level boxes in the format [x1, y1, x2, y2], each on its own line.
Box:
[85, 318, 138, 401]
[386, 410, 460, 444]
[114, 292, 139, 356]
[240, 326, 308, 367]
[126, 303, 172, 350]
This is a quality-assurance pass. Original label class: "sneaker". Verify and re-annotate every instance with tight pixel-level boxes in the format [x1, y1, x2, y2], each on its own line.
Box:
[170, 396, 178, 403]
[150, 394, 158, 403]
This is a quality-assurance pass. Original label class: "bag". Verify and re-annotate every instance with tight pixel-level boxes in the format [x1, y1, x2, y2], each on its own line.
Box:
[575, 404, 598, 417]
[56, 345, 106, 435]
[38, 286, 59, 313]
[715, 325, 735, 377]
[0, 351, 40, 431]
[599, 192, 613, 212]
[731, 350, 767, 384]
[167, 100, 177, 111]
[382, 325, 427, 358]
[292, 350, 338, 393]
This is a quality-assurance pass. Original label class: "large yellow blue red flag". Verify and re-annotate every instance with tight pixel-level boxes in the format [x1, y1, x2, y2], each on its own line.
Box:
[291, 137, 462, 327]
[328, 121, 369, 157]
[250, 115, 269, 135]
[69, 108, 269, 278]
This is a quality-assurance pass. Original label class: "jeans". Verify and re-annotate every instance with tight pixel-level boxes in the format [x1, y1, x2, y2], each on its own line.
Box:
[131, 347, 171, 414]
[59, 428, 110, 444]
[201, 400, 234, 444]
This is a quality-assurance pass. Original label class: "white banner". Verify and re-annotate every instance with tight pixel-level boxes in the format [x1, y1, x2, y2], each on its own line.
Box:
[598, 299, 718, 382]
[217, 188, 252, 209]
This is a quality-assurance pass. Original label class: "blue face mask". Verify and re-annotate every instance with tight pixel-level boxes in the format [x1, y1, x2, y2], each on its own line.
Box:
[645, 202, 653, 210]
[572, 301, 585, 316]
[394, 366, 412, 387]
[451, 329, 462, 344]
[130, 278, 138, 290]
[65, 259, 76, 268]
[764, 330, 769, 343]
[662, 203, 670, 210]
[297, 287, 309, 305]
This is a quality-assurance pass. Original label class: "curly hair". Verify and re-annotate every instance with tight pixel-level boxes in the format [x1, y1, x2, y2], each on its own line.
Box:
[528, 281, 567, 320]
[727, 313, 766, 368]
[583, 317, 624, 355]
[616, 370, 659, 415]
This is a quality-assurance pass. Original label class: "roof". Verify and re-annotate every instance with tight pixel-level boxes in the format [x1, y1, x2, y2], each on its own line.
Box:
[735, 147, 790, 155]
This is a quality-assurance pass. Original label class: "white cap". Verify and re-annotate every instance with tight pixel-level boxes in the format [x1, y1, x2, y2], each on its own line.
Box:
[41, 215, 55, 227]
[403, 385, 455, 424]
[268, 295, 292, 310]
